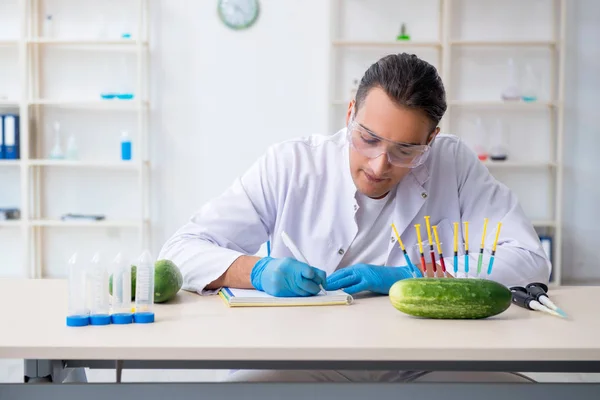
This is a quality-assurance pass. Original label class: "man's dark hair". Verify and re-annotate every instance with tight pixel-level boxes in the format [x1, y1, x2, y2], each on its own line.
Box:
[355, 53, 447, 129]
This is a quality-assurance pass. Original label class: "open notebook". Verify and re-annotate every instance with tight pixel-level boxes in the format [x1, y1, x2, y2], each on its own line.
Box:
[219, 287, 353, 307]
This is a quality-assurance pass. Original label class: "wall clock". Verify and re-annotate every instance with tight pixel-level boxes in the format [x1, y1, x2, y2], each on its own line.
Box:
[218, 0, 260, 30]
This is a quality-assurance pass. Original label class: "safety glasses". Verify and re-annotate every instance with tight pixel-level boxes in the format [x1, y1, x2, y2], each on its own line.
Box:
[346, 120, 432, 168]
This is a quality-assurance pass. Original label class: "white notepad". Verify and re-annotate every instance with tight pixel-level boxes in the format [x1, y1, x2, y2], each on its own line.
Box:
[219, 287, 353, 307]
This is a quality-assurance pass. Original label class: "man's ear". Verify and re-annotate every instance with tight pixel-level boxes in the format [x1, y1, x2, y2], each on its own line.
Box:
[427, 127, 440, 145]
[345, 100, 355, 126]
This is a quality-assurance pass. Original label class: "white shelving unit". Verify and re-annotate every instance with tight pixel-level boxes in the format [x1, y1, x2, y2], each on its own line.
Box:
[0, 0, 151, 278]
[328, 0, 565, 284]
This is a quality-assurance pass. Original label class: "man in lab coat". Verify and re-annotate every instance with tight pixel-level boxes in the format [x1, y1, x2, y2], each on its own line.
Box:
[159, 53, 549, 383]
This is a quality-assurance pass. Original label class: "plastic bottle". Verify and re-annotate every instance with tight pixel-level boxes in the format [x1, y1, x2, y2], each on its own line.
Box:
[521, 64, 538, 102]
[87, 252, 111, 325]
[501, 58, 521, 101]
[110, 252, 133, 324]
[66, 253, 89, 327]
[121, 130, 132, 160]
[134, 250, 155, 323]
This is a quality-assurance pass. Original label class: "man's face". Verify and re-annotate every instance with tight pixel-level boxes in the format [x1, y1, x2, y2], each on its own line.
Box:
[346, 87, 439, 199]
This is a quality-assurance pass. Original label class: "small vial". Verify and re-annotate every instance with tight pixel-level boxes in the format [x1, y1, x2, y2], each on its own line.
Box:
[134, 250, 155, 323]
[67, 253, 89, 327]
[110, 252, 133, 324]
[87, 253, 111, 325]
[121, 131, 132, 160]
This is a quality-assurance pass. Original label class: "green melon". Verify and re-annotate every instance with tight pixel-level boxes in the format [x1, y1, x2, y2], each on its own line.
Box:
[109, 259, 183, 303]
[389, 278, 512, 319]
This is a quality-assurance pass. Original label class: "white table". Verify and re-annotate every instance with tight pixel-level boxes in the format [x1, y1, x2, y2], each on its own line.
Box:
[1, 278, 600, 399]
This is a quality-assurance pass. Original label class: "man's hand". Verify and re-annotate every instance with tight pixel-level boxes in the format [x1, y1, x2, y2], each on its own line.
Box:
[326, 264, 422, 295]
[250, 257, 326, 297]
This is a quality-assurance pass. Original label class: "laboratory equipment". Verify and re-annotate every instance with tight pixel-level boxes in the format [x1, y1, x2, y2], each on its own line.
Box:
[117, 56, 134, 100]
[134, 250, 156, 323]
[66, 253, 89, 327]
[501, 58, 520, 101]
[66, 133, 78, 160]
[61, 213, 105, 221]
[110, 252, 133, 324]
[526, 282, 567, 317]
[432, 225, 447, 277]
[391, 223, 418, 278]
[476, 218, 488, 277]
[2, 114, 19, 160]
[396, 23, 410, 40]
[453, 222, 459, 277]
[121, 130, 132, 160]
[490, 119, 509, 161]
[424, 216, 437, 275]
[487, 222, 502, 276]
[510, 286, 563, 318]
[463, 221, 470, 277]
[521, 64, 538, 102]
[281, 230, 326, 294]
[50, 121, 64, 159]
[87, 253, 111, 325]
[0, 208, 20, 220]
[414, 224, 427, 276]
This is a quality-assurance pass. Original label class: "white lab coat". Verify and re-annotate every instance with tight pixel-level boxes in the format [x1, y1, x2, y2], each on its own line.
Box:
[159, 128, 551, 293]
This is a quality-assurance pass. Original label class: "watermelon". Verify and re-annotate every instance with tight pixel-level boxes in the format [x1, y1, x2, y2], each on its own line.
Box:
[389, 278, 512, 319]
[109, 259, 183, 303]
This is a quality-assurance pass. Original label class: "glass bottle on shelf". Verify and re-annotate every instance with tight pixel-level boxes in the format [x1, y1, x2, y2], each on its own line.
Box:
[43, 14, 54, 38]
[489, 119, 509, 161]
[463, 117, 488, 162]
[396, 23, 410, 41]
[472, 117, 488, 161]
[501, 58, 521, 101]
[49, 121, 64, 159]
[521, 64, 539, 102]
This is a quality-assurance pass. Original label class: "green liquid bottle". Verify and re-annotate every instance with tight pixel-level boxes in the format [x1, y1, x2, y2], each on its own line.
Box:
[396, 23, 410, 41]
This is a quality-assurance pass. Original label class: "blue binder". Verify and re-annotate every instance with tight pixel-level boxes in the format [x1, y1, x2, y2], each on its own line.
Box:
[0, 115, 4, 159]
[3, 114, 19, 160]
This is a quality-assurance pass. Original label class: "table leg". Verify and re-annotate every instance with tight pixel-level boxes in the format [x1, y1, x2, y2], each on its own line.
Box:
[23, 360, 86, 384]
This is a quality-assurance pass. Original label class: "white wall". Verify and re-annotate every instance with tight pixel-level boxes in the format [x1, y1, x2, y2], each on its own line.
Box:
[561, 0, 600, 281]
[149, 0, 331, 251]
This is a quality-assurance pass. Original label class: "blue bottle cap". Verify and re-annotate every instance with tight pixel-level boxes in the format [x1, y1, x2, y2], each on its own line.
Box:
[111, 313, 133, 324]
[133, 312, 155, 324]
[89, 314, 111, 325]
[66, 314, 90, 327]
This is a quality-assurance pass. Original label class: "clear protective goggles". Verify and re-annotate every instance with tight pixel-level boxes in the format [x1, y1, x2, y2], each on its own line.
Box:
[346, 119, 433, 168]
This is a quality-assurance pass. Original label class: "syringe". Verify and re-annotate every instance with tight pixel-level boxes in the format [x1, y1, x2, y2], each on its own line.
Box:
[66, 253, 90, 327]
[134, 250, 155, 323]
[87, 252, 111, 325]
[110, 252, 133, 324]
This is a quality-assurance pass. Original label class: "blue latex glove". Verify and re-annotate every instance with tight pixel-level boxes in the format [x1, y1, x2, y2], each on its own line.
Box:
[326, 264, 422, 295]
[251, 257, 327, 297]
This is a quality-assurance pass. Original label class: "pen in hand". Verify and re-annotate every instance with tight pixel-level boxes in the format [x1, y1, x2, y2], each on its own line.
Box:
[281, 231, 327, 295]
